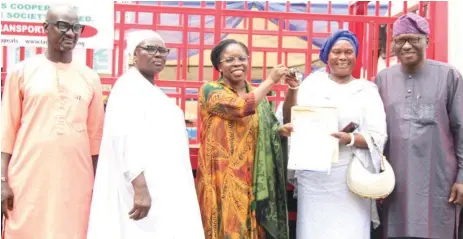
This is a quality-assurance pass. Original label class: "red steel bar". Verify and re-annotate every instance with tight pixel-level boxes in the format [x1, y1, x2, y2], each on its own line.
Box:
[247, 17, 253, 81]
[86, 49, 94, 68]
[19, 47, 25, 61]
[2, 46, 8, 71]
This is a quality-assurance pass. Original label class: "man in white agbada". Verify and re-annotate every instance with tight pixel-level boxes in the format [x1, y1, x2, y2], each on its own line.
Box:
[86, 30, 204, 239]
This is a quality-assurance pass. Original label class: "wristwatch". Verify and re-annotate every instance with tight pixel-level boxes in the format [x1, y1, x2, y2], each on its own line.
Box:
[1, 176, 7, 182]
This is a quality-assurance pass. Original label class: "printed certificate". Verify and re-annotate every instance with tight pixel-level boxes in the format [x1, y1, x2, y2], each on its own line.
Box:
[288, 105, 339, 173]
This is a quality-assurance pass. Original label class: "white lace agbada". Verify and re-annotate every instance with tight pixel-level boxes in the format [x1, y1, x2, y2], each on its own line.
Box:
[291, 71, 388, 236]
[86, 66, 204, 238]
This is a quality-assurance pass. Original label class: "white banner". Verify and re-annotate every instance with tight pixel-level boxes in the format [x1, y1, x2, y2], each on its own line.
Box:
[0, 2, 114, 49]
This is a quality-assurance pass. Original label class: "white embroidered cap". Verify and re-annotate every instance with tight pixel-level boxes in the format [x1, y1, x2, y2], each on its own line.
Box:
[126, 30, 165, 58]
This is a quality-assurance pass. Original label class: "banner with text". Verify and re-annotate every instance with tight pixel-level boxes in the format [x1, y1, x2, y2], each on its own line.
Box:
[1, 2, 114, 49]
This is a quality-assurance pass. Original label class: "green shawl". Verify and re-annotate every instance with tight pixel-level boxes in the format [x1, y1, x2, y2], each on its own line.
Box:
[253, 99, 289, 239]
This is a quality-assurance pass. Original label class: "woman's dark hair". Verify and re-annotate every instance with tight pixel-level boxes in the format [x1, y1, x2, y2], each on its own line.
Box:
[210, 39, 249, 71]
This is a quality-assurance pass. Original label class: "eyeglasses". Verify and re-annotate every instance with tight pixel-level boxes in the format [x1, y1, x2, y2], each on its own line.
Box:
[46, 20, 85, 34]
[393, 37, 423, 46]
[220, 55, 249, 64]
[137, 45, 170, 56]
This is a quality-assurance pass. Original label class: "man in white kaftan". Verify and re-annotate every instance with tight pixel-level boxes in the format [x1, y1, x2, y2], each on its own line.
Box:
[86, 30, 204, 239]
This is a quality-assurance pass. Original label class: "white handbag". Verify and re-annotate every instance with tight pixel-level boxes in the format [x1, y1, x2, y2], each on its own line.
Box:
[347, 149, 395, 200]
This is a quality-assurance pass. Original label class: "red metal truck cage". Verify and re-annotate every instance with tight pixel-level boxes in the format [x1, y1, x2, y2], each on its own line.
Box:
[0, 1, 449, 237]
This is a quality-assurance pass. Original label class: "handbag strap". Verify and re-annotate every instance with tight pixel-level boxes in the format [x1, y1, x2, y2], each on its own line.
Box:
[371, 137, 387, 172]
[380, 155, 386, 171]
[357, 92, 387, 172]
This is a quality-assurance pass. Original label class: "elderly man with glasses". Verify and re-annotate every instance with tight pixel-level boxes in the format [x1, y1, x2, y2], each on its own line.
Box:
[375, 13, 463, 239]
[1, 4, 104, 239]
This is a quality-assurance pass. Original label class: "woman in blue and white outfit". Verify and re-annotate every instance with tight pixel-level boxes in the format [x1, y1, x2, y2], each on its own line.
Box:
[282, 30, 388, 238]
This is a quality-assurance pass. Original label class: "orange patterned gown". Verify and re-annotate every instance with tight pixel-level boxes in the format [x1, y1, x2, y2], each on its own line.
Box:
[196, 79, 264, 239]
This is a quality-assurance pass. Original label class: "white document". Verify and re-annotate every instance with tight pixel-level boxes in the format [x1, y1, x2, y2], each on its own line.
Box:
[288, 106, 339, 173]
